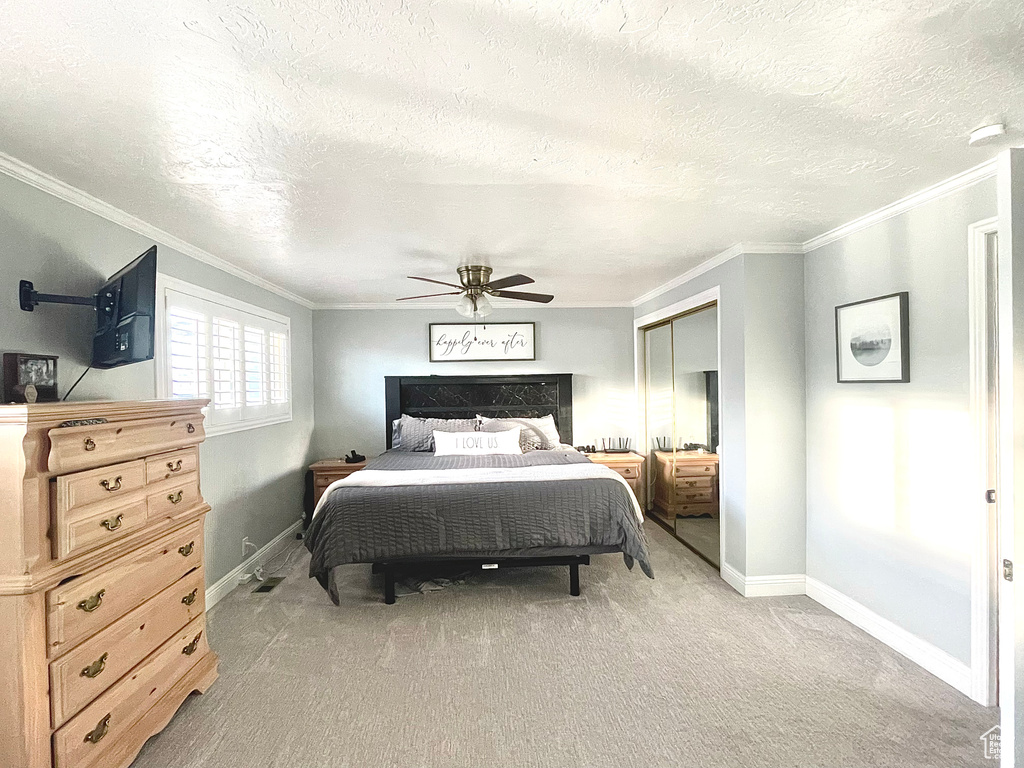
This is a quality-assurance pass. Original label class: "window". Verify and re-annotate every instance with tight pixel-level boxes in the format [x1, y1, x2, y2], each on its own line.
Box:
[156, 276, 292, 435]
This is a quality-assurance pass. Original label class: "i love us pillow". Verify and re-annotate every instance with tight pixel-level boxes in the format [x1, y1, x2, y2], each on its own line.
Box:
[432, 428, 523, 456]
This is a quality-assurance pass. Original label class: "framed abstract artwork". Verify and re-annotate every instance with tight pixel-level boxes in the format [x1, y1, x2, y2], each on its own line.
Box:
[835, 292, 909, 383]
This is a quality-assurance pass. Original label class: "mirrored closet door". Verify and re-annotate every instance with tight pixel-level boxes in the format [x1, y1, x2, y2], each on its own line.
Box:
[642, 302, 721, 567]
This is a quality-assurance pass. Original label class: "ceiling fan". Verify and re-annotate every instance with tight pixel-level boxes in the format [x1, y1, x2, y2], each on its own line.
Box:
[397, 266, 554, 318]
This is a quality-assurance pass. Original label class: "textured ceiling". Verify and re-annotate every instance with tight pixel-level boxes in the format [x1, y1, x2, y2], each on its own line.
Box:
[1, 0, 1021, 305]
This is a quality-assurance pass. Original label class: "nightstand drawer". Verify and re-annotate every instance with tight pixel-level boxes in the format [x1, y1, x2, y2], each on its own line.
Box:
[674, 489, 714, 503]
[675, 476, 714, 490]
[611, 465, 641, 480]
[672, 462, 717, 477]
[674, 502, 717, 517]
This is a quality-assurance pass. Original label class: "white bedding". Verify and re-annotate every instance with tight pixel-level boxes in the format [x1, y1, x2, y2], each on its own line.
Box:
[313, 461, 644, 524]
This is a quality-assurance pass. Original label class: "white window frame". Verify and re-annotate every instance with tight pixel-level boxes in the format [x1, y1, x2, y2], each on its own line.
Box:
[155, 274, 292, 437]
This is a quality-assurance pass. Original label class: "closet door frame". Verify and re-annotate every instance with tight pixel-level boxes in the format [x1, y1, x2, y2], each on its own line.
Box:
[634, 286, 722, 563]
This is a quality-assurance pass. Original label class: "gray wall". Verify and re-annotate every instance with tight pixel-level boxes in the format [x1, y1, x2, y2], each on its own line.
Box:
[634, 252, 806, 578]
[312, 307, 635, 459]
[804, 177, 997, 664]
[0, 172, 314, 586]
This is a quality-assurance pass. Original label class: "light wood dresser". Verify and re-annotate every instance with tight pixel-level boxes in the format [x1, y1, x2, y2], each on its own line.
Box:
[0, 399, 218, 768]
[653, 450, 719, 519]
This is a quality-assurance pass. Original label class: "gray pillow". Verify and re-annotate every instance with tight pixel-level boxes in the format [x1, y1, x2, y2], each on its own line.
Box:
[397, 415, 478, 451]
[478, 414, 560, 451]
[391, 418, 402, 449]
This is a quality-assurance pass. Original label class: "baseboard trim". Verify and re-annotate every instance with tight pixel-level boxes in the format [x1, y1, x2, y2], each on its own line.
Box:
[805, 576, 972, 698]
[719, 564, 806, 597]
[205, 520, 303, 609]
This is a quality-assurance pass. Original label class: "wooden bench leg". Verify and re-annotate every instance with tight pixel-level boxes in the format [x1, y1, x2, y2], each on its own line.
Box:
[569, 562, 581, 596]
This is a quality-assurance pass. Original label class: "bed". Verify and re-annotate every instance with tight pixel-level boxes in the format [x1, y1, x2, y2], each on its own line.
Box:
[304, 374, 653, 603]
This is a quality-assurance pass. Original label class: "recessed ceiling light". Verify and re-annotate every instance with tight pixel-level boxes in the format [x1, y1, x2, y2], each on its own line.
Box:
[969, 123, 1006, 146]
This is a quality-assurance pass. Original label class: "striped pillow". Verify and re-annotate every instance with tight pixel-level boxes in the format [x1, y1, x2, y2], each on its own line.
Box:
[396, 415, 478, 451]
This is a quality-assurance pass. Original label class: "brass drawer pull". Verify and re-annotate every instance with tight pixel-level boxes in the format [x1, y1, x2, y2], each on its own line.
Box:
[182, 631, 202, 656]
[187, 423, 196, 434]
[77, 589, 105, 613]
[99, 476, 122, 492]
[168, 490, 184, 504]
[685, 480, 696, 487]
[100, 514, 123, 531]
[83, 437, 96, 452]
[182, 588, 198, 606]
[167, 459, 183, 472]
[84, 714, 110, 745]
[179, 541, 195, 557]
[80, 652, 108, 679]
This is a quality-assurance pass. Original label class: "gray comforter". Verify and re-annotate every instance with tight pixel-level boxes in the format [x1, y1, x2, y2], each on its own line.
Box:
[304, 450, 653, 590]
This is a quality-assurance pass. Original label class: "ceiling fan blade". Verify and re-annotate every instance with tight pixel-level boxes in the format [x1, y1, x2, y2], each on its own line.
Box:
[396, 292, 463, 301]
[408, 276, 463, 289]
[491, 289, 554, 303]
[487, 273, 534, 290]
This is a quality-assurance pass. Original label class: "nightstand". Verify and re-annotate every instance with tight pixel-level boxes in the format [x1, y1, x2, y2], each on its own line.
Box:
[310, 458, 368, 506]
[653, 450, 719, 519]
[585, 451, 645, 499]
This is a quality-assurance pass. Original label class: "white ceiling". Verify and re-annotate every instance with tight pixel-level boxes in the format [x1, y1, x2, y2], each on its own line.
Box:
[1, 1, 1021, 306]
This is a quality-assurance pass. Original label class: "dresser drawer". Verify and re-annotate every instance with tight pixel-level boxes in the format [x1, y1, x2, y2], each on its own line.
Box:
[52, 614, 209, 768]
[147, 477, 202, 522]
[53, 498, 150, 561]
[47, 521, 203, 658]
[672, 461, 717, 477]
[50, 567, 205, 727]
[674, 476, 714, 490]
[146, 447, 200, 484]
[48, 415, 206, 475]
[55, 460, 147, 515]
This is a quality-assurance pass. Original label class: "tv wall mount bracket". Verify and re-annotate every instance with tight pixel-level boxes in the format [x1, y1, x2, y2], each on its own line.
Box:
[19, 280, 99, 312]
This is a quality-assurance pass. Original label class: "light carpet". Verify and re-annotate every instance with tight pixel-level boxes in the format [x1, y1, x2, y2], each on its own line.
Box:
[674, 515, 721, 568]
[133, 522, 996, 768]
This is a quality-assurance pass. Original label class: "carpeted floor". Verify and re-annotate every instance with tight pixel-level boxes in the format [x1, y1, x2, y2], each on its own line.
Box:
[133, 522, 997, 768]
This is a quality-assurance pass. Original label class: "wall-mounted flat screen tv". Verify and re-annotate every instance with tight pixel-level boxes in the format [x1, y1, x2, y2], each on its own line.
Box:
[92, 246, 157, 369]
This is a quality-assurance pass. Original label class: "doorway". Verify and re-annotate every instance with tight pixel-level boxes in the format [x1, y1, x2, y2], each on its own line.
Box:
[640, 300, 721, 568]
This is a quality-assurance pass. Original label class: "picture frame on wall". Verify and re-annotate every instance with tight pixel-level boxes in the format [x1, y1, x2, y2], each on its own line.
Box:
[835, 292, 909, 383]
[429, 322, 536, 362]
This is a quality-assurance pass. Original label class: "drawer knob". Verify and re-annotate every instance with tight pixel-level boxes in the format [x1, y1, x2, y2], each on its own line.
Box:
[182, 631, 203, 656]
[84, 714, 111, 745]
[182, 588, 198, 606]
[167, 459, 183, 472]
[179, 541, 195, 557]
[80, 652, 108, 679]
[100, 514, 123, 532]
[83, 437, 96, 452]
[76, 590, 105, 613]
[186, 423, 196, 434]
[168, 490, 184, 505]
[99, 475, 122, 492]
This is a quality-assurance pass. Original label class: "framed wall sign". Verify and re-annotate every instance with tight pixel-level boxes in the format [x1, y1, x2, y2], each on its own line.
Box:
[835, 292, 909, 383]
[429, 323, 536, 362]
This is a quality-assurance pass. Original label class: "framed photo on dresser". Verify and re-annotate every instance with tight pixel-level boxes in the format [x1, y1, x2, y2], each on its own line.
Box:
[835, 292, 909, 383]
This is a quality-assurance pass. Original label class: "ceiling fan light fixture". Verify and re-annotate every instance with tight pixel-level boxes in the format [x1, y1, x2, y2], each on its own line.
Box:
[475, 293, 493, 318]
[456, 294, 475, 318]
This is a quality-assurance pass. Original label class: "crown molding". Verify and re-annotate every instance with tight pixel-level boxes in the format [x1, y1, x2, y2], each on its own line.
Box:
[314, 300, 633, 310]
[0, 151, 316, 309]
[802, 158, 999, 253]
[630, 242, 803, 308]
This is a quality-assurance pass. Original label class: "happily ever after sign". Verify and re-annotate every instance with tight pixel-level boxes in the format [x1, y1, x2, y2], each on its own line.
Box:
[429, 323, 536, 362]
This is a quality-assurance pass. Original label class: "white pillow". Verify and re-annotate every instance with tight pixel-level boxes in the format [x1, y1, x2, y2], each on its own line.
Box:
[433, 428, 523, 456]
[477, 414, 561, 450]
